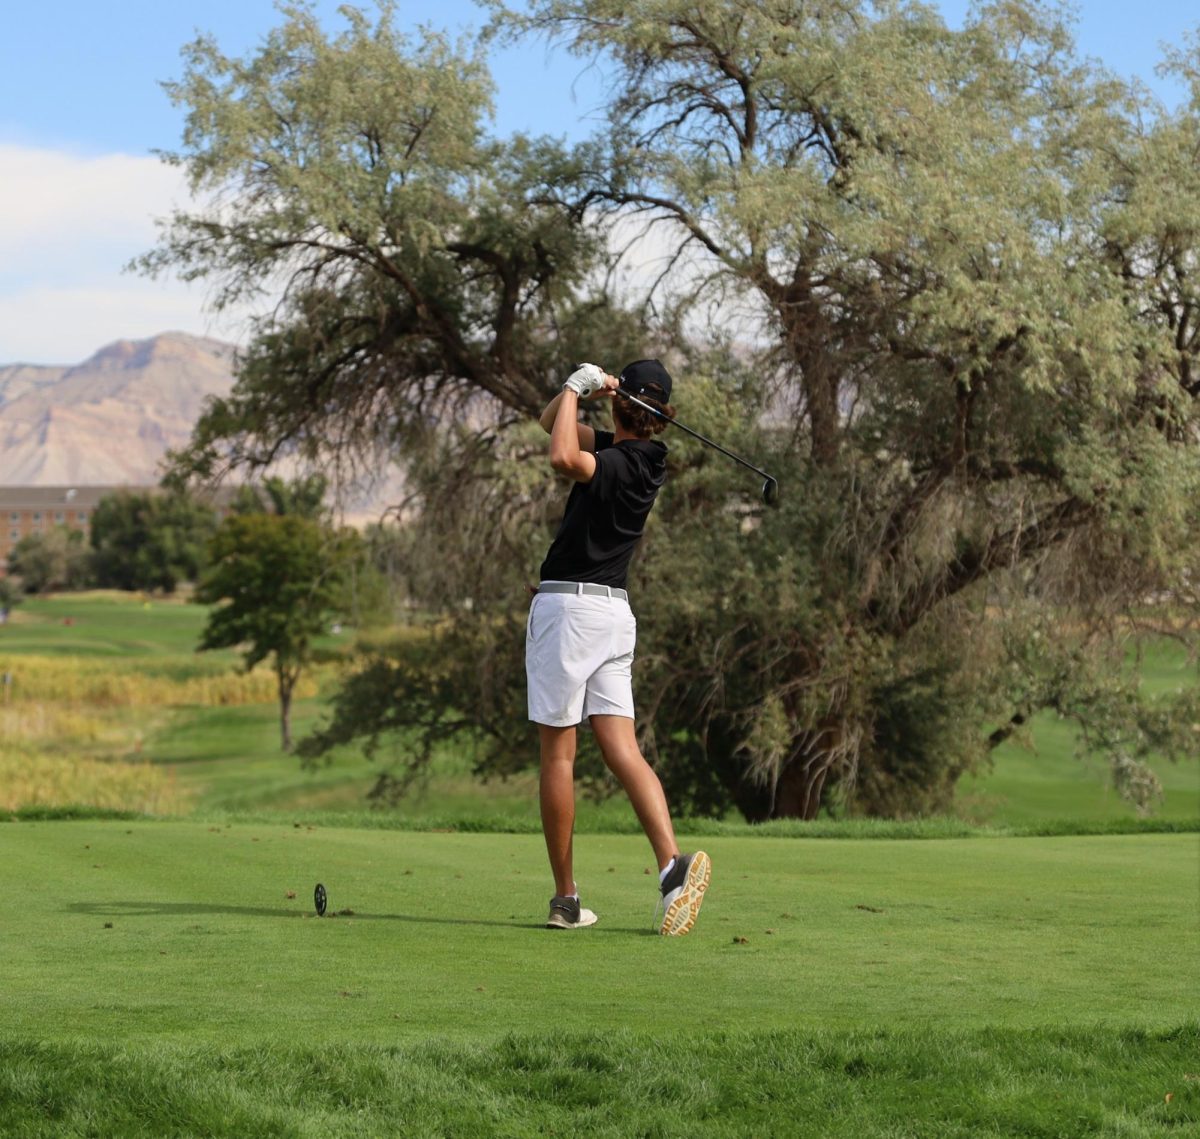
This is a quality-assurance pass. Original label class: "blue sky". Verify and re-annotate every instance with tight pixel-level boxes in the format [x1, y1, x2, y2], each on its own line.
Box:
[1, 1, 1196, 363]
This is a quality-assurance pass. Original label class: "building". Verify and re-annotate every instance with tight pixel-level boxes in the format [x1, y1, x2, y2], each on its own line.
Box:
[0, 486, 135, 569]
[0, 485, 243, 574]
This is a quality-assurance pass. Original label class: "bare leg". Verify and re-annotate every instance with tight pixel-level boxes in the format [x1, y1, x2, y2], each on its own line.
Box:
[589, 714, 677, 870]
[538, 724, 577, 896]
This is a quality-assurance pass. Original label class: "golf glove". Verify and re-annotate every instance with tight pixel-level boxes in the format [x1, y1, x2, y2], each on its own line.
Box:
[563, 362, 607, 397]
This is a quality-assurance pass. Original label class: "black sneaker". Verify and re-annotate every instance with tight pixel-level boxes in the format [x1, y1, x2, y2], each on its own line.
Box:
[545, 894, 598, 930]
[658, 851, 711, 936]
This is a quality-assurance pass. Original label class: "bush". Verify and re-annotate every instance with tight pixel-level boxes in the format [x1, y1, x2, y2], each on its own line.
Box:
[90, 491, 217, 592]
[7, 528, 92, 593]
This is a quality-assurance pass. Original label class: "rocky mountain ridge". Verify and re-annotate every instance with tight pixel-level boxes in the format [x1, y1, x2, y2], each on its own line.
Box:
[0, 333, 237, 486]
[0, 332, 405, 524]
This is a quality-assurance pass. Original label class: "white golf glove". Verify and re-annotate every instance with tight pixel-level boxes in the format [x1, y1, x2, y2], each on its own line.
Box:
[563, 362, 607, 397]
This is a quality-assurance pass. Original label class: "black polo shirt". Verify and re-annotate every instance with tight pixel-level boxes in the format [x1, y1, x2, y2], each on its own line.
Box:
[539, 430, 668, 590]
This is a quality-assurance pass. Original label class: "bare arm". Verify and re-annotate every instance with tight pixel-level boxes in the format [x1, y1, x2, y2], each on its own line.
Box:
[539, 390, 596, 452]
[549, 389, 597, 483]
[545, 374, 619, 483]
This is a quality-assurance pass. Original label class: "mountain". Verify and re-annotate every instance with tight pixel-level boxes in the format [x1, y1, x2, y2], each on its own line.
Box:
[0, 333, 236, 486]
[0, 363, 69, 405]
[0, 332, 406, 524]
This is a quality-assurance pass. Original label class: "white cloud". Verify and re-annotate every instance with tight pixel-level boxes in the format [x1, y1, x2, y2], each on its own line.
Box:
[0, 143, 753, 366]
[0, 283, 249, 366]
[0, 145, 177, 255]
[0, 143, 248, 364]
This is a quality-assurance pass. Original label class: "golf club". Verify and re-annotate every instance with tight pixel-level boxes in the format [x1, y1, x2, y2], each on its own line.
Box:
[616, 389, 780, 506]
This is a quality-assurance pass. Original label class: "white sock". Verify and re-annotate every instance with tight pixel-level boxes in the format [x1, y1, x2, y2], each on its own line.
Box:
[658, 857, 676, 887]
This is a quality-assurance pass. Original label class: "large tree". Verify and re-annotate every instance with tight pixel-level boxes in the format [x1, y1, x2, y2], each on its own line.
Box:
[139, 1, 639, 487]
[148, 1, 1200, 817]
[480, 0, 1200, 815]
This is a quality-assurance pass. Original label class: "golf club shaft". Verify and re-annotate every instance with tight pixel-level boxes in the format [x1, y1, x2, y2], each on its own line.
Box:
[617, 391, 776, 484]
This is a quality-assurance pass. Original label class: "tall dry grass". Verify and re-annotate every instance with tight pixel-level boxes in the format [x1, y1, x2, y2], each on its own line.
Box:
[0, 748, 187, 813]
[0, 657, 318, 707]
[0, 704, 114, 745]
[0, 701, 186, 813]
[0, 654, 323, 814]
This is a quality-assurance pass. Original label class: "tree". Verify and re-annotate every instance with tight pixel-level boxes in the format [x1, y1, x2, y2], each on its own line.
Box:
[0, 576, 21, 614]
[147, 1, 1200, 817]
[231, 474, 330, 520]
[90, 491, 218, 592]
[484, 0, 1200, 816]
[196, 513, 356, 750]
[139, 1, 638, 489]
[7, 528, 91, 594]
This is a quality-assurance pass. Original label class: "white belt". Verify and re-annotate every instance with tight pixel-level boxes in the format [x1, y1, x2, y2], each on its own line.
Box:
[538, 580, 629, 602]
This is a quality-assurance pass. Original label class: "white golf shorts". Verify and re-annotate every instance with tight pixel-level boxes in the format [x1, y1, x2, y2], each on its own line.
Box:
[526, 584, 637, 726]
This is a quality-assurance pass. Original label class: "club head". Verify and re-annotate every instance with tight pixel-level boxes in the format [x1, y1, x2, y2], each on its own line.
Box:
[314, 883, 327, 917]
[762, 477, 780, 507]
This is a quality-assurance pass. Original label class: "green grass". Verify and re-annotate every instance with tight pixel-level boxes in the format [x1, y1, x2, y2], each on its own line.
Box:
[2, 592, 225, 660]
[960, 712, 1200, 824]
[2, 1026, 1195, 1138]
[2, 591, 347, 671]
[959, 637, 1200, 825]
[4, 822, 1194, 1041]
[3, 596, 1198, 1134]
[1, 820, 1196, 1135]
[6, 594, 1197, 829]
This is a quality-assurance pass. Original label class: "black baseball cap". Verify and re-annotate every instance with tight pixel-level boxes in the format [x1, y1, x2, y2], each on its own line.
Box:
[618, 359, 673, 403]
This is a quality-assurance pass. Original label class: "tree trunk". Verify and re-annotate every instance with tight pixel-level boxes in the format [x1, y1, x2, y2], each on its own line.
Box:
[770, 756, 830, 821]
[277, 666, 294, 753]
[766, 720, 848, 820]
[766, 271, 841, 466]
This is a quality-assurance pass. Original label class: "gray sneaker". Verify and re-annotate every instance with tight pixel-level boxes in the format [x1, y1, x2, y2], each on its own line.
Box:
[545, 894, 598, 930]
[658, 851, 711, 936]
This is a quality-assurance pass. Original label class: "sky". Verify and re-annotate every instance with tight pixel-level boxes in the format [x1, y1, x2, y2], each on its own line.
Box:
[1, 0, 1196, 365]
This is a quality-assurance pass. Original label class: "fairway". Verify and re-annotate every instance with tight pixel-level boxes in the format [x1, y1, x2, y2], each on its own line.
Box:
[4, 820, 1198, 1136]
[6, 595, 1198, 826]
[4, 596, 1199, 1134]
[3, 821, 1195, 1043]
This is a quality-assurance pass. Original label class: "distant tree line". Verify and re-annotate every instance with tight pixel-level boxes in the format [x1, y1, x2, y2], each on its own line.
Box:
[5, 476, 397, 614]
[5, 474, 403, 752]
[6, 490, 212, 596]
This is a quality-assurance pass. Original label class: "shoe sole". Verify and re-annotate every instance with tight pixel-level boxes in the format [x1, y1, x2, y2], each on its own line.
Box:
[659, 851, 710, 936]
[546, 908, 598, 930]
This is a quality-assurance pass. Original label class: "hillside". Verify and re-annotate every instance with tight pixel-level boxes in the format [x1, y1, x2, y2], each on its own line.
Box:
[0, 362, 69, 405]
[0, 333, 236, 485]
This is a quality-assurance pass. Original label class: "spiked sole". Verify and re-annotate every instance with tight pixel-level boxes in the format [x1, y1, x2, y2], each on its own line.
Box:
[659, 851, 711, 936]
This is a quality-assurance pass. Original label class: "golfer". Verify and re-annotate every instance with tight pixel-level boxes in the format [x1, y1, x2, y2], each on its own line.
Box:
[528, 359, 711, 934]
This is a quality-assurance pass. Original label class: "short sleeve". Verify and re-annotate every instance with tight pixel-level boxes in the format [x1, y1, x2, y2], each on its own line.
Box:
[592, 445, 629, 500]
